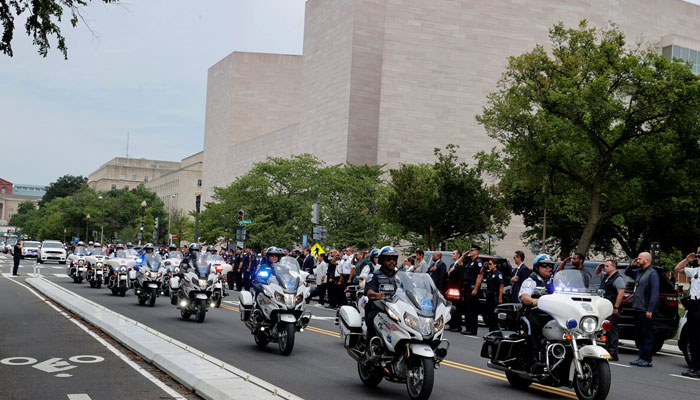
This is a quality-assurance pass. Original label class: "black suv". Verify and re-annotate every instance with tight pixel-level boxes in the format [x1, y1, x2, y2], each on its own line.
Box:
[444, 254, 513, 315]
[558, 261, 679, 353]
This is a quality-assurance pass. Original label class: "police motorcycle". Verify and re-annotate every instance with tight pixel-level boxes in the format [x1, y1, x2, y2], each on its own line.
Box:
[161, 251, 184, 297]
[133, 252, 165, 307]
[67, 243, 89, 284]
[104, 249, 133, 297]
[239, 254, 312, 355]
[204, 253, 232, 308]
[85, 244, 108, 289]
[338, 271, 451, 400]
[481, 268, 613, 400]
[172, 252, 214, 323]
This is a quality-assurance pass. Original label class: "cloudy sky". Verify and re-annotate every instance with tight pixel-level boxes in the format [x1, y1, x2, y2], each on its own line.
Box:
[0, 0, 306, 186]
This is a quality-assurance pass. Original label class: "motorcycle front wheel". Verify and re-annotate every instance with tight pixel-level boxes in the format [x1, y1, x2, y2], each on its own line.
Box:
[118, 287, 126, 297]
[278, 322, 295, 355]
[181, 307, 191, 320]
[195, 299, 207, 323]
[357, 357, 383, 387]
[95, 280, 101, 289]
[406, 356, 434, 400]
[574, 358, 611, 400]
[505, 370, 532, 389]
[110, 287, 118, 296]
[148, 288, 157, 307]
[254, 331, 269, 348]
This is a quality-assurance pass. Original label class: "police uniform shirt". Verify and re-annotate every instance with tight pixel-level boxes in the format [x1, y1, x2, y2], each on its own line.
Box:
[337, 257, 354, 276]
[360, 262, 376, 280]
[485, 270, 503, 293]
[463, 258, 483, 284]
[518, 273, 553, 301]
[684, 266, 700, 300]
[364, 269, 398, 296]
[601, 271, 626, 292]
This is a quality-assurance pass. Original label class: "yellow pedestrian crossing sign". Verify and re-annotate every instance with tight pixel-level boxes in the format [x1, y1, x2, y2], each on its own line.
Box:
[311, 243, 325, 256]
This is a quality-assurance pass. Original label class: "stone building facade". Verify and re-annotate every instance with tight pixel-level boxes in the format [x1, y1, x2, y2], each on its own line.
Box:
[202, 0, 700, 255]
[145, 152, 204, 216]
[88, 157, 181, 192]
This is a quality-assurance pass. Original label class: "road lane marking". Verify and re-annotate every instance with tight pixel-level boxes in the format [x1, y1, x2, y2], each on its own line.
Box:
[610, 362, 631, 368]
[4, 277, 187, 400]
[669, 373, 700, 381]
[67, 395, 92, 400]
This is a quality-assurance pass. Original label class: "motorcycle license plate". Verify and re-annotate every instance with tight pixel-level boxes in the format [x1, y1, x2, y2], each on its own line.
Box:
[78, 268, 85, 272]
[120, 275, 127, 280]
[215, 282, 222, 289]
[97, 270, 103, 274]
[195, 293, 208, 300]
[148, 283, 158, 288]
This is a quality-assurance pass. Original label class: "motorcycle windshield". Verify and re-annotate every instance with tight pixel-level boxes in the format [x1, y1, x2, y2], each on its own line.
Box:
[168, 251, 183, 260]
[553, 270, 596, 293]
[143, 254, 161, 272]
[193, 253, 211, 277]
[115, 250, 127, 258]
[395, 272, 439, 315]
[73, 246, 87, 256]
[274, 256, 301, 293]
[92, 248, 106, 256]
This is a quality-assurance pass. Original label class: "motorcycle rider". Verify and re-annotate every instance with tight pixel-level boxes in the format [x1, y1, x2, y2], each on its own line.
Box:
[93, 242, 105, 255]
[206, 245, 218, 257]
[251, 246, 285, 297]
[364, 246, 400, 350]
[518, 253, 556, 372]
[167, 243, 182, 259]
[159, 244, 169, 257]
[124, 242, 138, 258]
[86, 241, 95, 255]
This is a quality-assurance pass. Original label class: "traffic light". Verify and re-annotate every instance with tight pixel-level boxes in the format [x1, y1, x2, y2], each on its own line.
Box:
[311, 203, 320, 225]
[238, 209, 244, 222]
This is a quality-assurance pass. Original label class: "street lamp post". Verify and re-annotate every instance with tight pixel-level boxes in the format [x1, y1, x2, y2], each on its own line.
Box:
[167, 194, 176, 245]
[194, 192, 201, 243]
[138, 200, 147, 245]
[85, 214, 91, 241]
[98, 196, 104, 244]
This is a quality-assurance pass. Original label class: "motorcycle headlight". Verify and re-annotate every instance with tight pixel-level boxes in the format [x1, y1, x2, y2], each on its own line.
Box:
[404, 312, 419, 330]
[97, 262, 103, 267]
[274, 292, 285, 303]
[120, 266, 127, 272]
[580, 316, 597, 333]
[295, 294, 304, 305]
[199, 279, 207, 289]
[433, 316, 444, 333]
[387, 306, 400, 322]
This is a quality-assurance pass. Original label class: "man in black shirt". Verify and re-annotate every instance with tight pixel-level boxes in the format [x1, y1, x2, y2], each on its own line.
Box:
[364, 246, 399, 344]
[12, 239, 23, 276]
[462, 245, 484, 335]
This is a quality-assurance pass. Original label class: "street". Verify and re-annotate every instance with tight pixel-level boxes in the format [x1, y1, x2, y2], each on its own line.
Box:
[1, 254, 697, 400]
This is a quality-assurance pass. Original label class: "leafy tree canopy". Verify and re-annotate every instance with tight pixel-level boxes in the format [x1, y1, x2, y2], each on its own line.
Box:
[477, 21, 700, 257]
[42, 174, 88, 204]
[1, 0, 118, 59]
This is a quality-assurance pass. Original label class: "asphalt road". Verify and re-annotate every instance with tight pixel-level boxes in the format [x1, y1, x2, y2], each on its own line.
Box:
[0, 256, 193, 400]
[2, 254, 698, 400]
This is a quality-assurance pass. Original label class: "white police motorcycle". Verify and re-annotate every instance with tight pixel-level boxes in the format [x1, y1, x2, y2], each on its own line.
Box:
[85, 246, 108, 289]
[204, 254, 232, 308]
[67, 245, 88, 284]
[239, 256, 311, 355]
[171, 253, 213, 323]
[133, 253, 164, 307]
[338, 272, 451, 400]
[104, 250, 132, 297]
[481, 269, 613, 400]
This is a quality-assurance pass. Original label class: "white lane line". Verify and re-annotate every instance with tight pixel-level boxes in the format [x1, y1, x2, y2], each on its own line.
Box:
[4, 277, 187, 400]
[67, 395, 92, 400]
[610, 362, 631, 368]
[54, 274, 66, 277]
[2, 273, 13, 278]
[669, 374, 700, 381]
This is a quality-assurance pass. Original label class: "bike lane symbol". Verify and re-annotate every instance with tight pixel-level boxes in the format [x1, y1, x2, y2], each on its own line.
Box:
[1, 355, 104, 377]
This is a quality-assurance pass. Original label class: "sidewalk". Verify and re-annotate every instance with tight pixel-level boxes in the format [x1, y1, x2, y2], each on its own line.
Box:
[619, 339, 682, 356]
[26, 277, 303, 400]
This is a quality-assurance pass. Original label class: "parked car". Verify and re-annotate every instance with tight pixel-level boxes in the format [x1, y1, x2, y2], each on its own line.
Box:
[21, 241, 41, 258]
[557, 260, 679, 354]
[39, 240, 67, 264]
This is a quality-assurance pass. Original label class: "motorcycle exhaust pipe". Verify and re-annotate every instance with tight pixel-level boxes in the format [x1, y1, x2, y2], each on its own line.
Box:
[549, 343, 566, 359]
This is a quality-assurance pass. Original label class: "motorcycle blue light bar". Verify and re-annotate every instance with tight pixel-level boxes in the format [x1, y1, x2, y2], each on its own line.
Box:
[257, 270, 269, 278]
[567, 318, 577, 329]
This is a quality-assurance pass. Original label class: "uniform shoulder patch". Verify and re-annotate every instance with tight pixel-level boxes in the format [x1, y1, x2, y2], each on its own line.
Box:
[522, 280, 533, 288]
[497, 273, 502, 279]
[477, 262, 483, 267]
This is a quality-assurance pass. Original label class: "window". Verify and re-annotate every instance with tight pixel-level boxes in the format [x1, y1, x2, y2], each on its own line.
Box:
[1, 187, 6, 194]
[124, 185, 129, 190]
[144, 176, 149, 182]
[673, 45, 680, 58]
[197, 179, 202, 187]
[119, 174, 126, 180]
[111, 184, 117, 190]
[132, 175, 137, 181]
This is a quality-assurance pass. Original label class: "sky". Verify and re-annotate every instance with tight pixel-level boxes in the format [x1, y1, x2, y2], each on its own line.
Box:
[0, 0, 306, 186]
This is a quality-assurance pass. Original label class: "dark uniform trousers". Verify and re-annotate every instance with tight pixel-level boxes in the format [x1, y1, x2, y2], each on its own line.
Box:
[336, 274, 350, 307]
[463, 282, 480, 333]
[686, 301, 700, 371]
[634, 311, 654, 362]
[484, 291, 499, 332]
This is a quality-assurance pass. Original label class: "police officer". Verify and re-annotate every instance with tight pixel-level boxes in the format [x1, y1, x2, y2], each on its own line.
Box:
[252, 246, 285, 296]
[364, 246, 399, 351]
[674, 252, 700, 377]
[462, 245, 484, 335]
[483, 259, 503, 332]
[595, 259, 625, 361]
[519, 253, 556, 371]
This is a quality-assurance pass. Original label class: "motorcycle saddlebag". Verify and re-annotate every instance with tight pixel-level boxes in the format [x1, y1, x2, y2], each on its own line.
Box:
[495, 303, 522, 331]
[339, 306, 362, 333]
[481, 330, 525, 361]
[238, 291, 254, 309]
[169, 276, 180, 290]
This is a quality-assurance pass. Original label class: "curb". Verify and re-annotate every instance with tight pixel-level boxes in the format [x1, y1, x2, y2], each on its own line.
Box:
[26, 277, 303, 400]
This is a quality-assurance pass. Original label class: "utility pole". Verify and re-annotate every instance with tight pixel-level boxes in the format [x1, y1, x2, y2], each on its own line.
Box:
[194, 192, 201, 243]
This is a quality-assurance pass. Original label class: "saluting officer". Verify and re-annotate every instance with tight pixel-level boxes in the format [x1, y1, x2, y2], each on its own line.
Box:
[674, 252, 700, 378]
[483, 259, 503, 332]
[462, 245, 484, 335]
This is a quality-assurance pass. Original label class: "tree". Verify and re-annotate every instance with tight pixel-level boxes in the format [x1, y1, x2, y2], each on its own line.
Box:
[381, 145, 509, 250]
[42, 174, 88, 204]
[1, 0, 118, 59]
[477, 21, 700, 256]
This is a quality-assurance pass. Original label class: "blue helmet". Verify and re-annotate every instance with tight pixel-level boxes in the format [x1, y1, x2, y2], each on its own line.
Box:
[378, 246, 399, 263]
[533, 254, 555, 268]
[369, 248, 380, 260]
[126, 242, 133, 247]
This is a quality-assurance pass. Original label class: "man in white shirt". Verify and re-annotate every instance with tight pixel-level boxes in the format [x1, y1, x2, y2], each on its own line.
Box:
[675, 252, 700, 377]
[335, 248, 355, 306]
[314, 254, 328, 306]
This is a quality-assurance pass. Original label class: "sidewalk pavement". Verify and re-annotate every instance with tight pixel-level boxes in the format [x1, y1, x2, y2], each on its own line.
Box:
[619, 339, 682, 356]
[26, 277, 304, 400]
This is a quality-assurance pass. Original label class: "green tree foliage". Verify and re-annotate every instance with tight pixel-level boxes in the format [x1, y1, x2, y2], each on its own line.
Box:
[1, 0, 118, 59]
[381, 145, 509, 250]
[199, 154, 394, 250]
[477, 21, 700, 257]
[42, 174, 88, 204]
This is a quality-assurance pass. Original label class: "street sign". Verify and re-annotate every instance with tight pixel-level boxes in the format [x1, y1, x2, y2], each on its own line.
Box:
[302, 234, 308, 247]
[241, 220, 252, 224]
[311, 243, 325, 256]
[171, 234, 178, 239]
